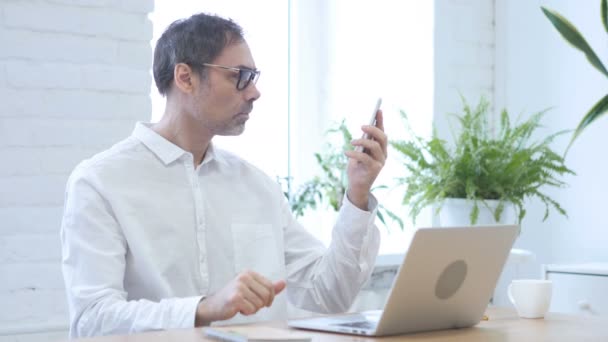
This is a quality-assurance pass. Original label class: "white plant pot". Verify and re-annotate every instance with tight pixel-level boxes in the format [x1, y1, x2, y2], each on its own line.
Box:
[438, 198, 516, 227]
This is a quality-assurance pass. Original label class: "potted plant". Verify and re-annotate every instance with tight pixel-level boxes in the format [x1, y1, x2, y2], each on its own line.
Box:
[389, 96, 575, 226]
[288, 120, 404, 231]
[541, 0, 608, 150]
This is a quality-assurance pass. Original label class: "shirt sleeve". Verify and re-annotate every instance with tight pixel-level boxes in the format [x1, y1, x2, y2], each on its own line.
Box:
[282, 191, 381, 313]
[60, 167, 202, 337]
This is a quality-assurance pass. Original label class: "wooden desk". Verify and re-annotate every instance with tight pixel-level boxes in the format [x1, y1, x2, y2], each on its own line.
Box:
[68, 307, 608, 341]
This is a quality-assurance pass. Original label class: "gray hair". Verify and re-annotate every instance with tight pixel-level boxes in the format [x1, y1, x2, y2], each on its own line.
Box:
[153, 13, 244, 96]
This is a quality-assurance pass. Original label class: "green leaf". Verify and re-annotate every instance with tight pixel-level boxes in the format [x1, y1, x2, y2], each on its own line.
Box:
[602, 0, 608, 34]
[568, 94, 608, 151]
[378, 204, 405, 230]
[376, 210, 386, 227]
[541, 6, 608, 77]
[470, 202, 479, 225]
[493, 201, 505, 222]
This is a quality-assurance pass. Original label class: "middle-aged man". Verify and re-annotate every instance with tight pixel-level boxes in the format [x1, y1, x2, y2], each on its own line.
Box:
[61, 12, 387, 337]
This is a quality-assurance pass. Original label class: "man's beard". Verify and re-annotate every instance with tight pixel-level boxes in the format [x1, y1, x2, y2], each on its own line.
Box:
[216, 115, 248, 136]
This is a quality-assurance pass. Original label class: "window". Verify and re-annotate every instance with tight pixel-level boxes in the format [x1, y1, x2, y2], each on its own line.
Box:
[150, 0, 434, 255]
[289, 1, 434, 253]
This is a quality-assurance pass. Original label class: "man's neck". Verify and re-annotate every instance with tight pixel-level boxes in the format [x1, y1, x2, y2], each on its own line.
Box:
[152, 108, 212, 166]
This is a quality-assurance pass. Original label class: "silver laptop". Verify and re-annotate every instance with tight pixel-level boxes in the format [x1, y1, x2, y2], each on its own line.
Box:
[288, 225, 518, 336]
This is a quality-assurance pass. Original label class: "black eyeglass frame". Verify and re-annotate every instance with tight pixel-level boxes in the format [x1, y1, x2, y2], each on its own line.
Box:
[200, 63, 261, 91]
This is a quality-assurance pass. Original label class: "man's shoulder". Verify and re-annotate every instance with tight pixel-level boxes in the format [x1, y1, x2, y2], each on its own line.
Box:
[71, 137, 142, 180]
[213, 147, 275, 181]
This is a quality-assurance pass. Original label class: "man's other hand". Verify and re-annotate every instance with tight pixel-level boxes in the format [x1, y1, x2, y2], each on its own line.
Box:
[195, 270, 286, 326]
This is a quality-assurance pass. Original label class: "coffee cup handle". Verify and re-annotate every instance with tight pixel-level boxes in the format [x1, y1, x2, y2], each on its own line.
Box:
[508, 283, 515, 305]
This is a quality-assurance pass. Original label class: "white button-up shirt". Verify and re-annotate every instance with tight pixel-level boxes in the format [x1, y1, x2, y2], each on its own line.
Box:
[61, 123, 380, 337]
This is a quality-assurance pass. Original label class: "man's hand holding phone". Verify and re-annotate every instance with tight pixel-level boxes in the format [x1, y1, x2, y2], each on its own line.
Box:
[345, 98, 388, 211]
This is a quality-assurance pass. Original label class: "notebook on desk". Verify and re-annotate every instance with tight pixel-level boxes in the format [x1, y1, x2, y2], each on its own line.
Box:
[288, 225, 519, 337]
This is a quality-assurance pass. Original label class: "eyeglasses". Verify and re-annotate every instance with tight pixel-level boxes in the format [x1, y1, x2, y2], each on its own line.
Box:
[202, 63, 261, 91]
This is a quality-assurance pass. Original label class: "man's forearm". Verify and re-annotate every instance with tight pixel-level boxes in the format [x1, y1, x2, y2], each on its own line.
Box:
[71, 295, 203, 337]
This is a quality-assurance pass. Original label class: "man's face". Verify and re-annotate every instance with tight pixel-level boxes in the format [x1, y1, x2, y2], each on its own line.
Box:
[192, 41, 261, 136]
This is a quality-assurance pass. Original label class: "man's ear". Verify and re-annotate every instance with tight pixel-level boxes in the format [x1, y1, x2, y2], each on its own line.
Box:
[173, 63, 196, 93]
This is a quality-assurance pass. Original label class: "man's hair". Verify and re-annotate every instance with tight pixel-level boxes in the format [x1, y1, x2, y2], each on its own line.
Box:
[153, 13, 244, 96]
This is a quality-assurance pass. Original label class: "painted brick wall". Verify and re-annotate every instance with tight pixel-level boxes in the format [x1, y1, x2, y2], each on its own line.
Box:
[0, 0, 153, 340]
[434, 0, 495, 141]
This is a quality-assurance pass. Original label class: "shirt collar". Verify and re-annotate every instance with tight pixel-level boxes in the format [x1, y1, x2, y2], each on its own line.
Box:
[200, 141, 227, 167]
[132, 122, 227, 166]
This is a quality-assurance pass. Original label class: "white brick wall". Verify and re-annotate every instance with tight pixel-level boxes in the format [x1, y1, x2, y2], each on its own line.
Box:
[434, 0, 496, 141]
[0, 0, 153, 340]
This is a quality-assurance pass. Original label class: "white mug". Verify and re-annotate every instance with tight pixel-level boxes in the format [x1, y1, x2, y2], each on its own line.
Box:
[508, 279, 552, 318]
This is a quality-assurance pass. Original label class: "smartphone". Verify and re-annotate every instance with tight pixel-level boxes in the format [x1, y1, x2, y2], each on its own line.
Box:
[354, 97, 382, 153]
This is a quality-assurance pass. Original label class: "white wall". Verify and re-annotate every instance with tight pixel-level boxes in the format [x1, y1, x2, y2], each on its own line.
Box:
[434, 0, 495, 144]
[495, 0, 608, 266]
[0, 0, 153, 340]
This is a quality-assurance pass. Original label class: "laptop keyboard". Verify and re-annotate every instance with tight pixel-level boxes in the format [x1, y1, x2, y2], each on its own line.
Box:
[334, 321, 376, 330]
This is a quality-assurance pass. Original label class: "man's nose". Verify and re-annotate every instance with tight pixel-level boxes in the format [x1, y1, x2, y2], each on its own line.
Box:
[244, 82, 261, 101]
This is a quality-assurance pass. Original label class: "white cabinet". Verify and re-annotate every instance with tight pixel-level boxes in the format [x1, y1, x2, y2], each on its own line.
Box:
[543, 263, 608, 316]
